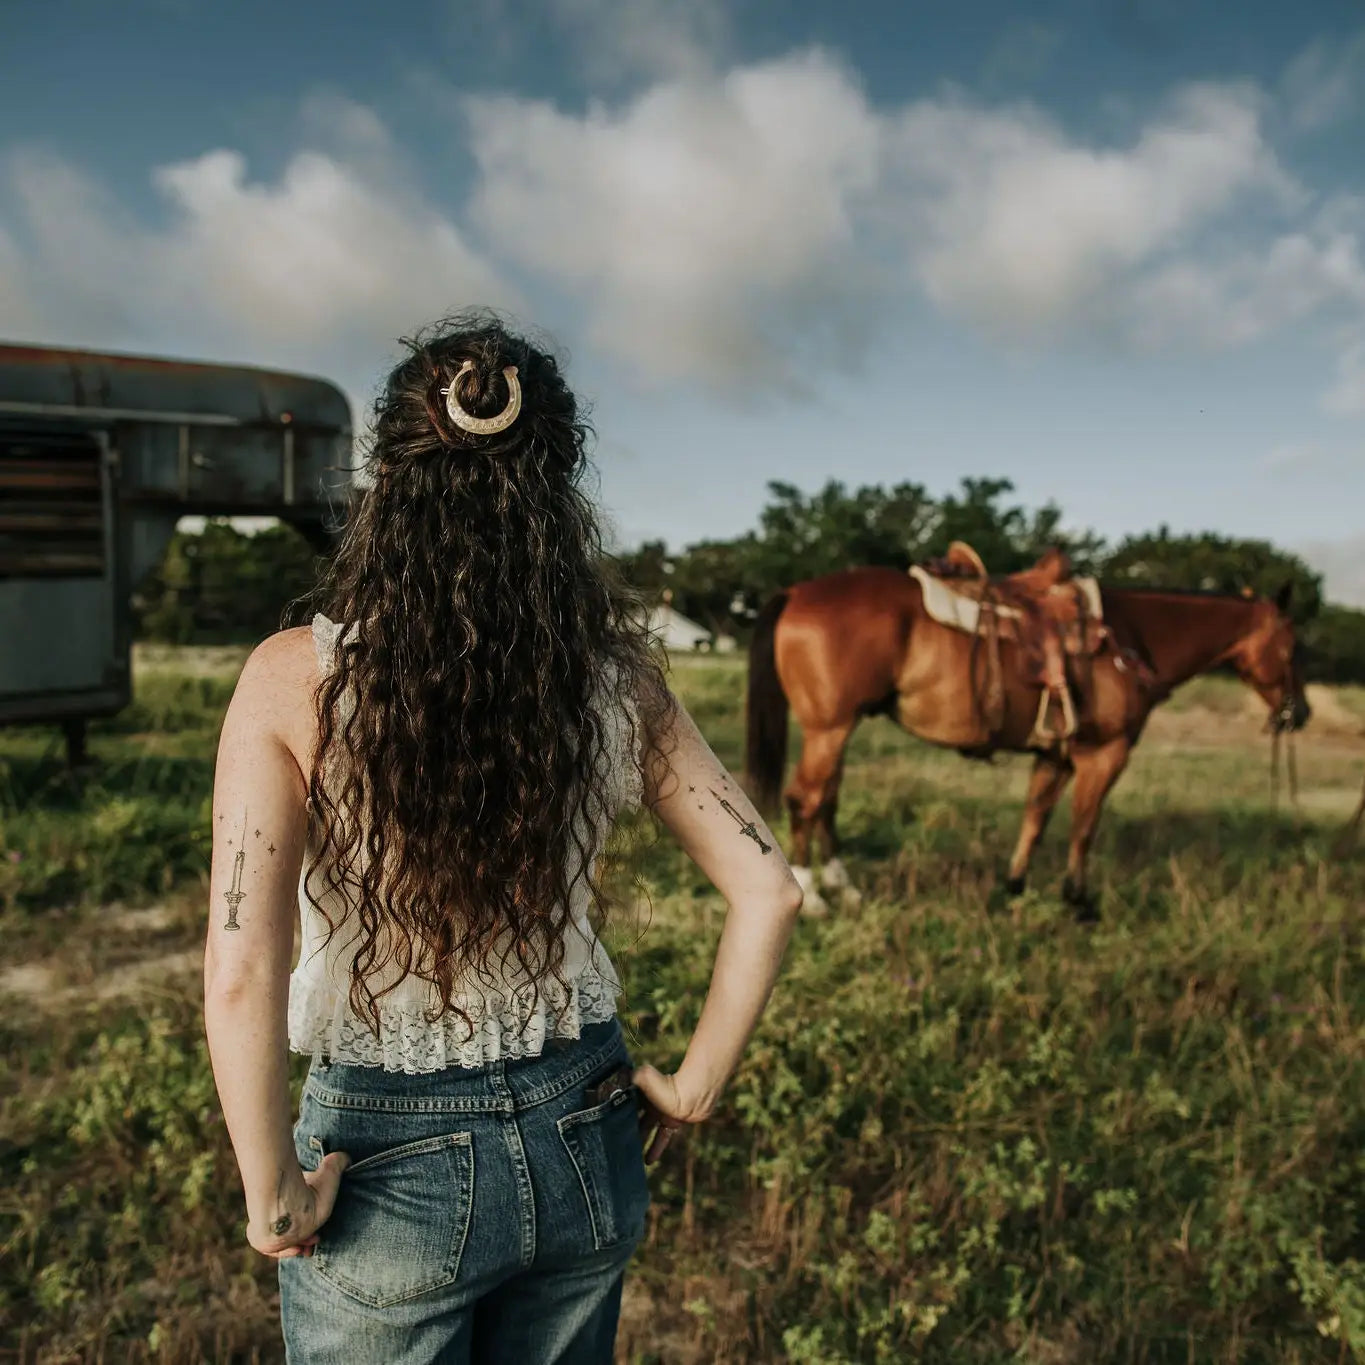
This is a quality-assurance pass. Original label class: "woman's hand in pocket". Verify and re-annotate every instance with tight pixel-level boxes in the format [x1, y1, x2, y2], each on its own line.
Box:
[247, 1152, 352, 1260]
[632, 1065, 712, 1162]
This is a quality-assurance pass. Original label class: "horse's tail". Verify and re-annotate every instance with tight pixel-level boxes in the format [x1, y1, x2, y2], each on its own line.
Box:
[745, 590, 791, 816]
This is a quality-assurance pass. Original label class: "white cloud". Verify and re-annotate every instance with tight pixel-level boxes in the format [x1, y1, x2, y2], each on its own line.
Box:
[464, 59, 1365, 398]
[1261, 441, 1322, 473]
[1280, 29, 1365, 132]
[1122, 224, 1365, 350]
[0, 102, 514, 397]
[149, 149, 505, 346]
[466, 49, 881, 389]
[545, 0, 729, 84]
[1326, 331, 1365, 414]
[1260, 439, 1364, 476]
[0, 221, 41, 334]
[467, 65, 1341, 383]
[2, 56, 1364, 410]
[887, 83, 1290, 341]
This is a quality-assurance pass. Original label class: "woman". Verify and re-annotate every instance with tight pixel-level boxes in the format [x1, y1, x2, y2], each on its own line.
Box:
[202, 313, 803, 1363]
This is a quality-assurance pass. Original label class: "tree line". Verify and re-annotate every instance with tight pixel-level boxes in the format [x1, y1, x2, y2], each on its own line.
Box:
[134, 478, 1365, 683]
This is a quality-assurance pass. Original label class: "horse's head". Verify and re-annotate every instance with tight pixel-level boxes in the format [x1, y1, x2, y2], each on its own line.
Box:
[1226, 582, 1310, 733]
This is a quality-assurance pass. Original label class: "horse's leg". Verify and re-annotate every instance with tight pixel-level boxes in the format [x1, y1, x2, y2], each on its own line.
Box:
[1063, 738, 1132, 921]
[784, 763, 812, 870]
[1004, 753, 1073, 895]
[785, 722, 855, 915]
[814, 724, 857, 896]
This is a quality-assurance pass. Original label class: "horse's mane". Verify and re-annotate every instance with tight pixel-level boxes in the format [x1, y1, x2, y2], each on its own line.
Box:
[1099, 583, 1264, 602]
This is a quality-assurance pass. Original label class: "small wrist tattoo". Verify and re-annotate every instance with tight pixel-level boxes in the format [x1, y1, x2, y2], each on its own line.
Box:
[270, 1213, 293, 1236]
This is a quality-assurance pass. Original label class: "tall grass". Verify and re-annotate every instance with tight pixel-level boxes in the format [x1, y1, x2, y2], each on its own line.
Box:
[0, 672, 225, 914]
[2, 652, 1363, 1362]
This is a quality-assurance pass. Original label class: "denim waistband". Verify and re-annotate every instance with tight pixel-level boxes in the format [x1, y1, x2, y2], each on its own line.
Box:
[303, 1017, 628, 1115]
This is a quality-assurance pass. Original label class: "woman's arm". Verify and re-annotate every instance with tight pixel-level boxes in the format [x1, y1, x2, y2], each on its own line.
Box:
[203, 630, 347, 1257]
[632, 687, 804, 1157]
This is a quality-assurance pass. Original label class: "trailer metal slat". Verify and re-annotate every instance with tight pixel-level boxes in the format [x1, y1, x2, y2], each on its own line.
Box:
[1, 342, 352, 739]
[0, 427, 106, 579]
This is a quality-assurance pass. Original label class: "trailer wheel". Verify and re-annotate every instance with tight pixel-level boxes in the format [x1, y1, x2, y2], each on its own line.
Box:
[62, 718, 90, 770]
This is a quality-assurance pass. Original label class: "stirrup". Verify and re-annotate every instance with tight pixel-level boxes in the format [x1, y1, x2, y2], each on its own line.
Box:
[1028, 685, 1077, 748]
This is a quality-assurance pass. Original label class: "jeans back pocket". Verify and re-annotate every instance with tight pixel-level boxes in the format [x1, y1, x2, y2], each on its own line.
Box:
[556, 1086, 649, 1251]
[311, 1130, 474, 1308]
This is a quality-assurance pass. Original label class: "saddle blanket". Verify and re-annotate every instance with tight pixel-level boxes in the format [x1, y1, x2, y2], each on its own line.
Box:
[909, 566, 1103, 636]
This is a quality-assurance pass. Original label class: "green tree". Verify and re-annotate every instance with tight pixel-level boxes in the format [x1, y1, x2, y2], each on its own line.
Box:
[1103, 529, 1323, 621]
[1300, 604, 1365, 684]
[134, 519, 323, 644]
[669, 537, 766, 633]
[135, 534, 196, 644]
[614, 478, 1110, 639]
[924, 477, 1107, 572]
[612, 539, 672, 600]
[751, 479, 938, 584]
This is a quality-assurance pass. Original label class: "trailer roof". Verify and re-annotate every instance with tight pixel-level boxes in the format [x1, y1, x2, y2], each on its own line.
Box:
[0, 343, 352, 431]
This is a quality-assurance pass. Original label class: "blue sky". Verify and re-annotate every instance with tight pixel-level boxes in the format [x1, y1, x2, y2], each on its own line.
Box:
[3, 0, 1364, 601]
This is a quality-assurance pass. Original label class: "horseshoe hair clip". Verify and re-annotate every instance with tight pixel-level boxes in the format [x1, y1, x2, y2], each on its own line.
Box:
[441, 360, 522, 435]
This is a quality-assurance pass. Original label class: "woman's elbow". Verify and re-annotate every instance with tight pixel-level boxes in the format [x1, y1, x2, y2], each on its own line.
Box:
[203, 958, 275, 1010]
[777, 872, 805, 920]
[203, 970, 254, 1010]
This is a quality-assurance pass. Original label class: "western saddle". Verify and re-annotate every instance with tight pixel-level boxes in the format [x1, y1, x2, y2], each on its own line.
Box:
[911, 541, 1107, 750]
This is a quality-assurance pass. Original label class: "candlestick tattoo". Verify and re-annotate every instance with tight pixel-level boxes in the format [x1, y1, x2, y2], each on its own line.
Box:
[710, 788, 772, 854]
[223, 811, 247, 931]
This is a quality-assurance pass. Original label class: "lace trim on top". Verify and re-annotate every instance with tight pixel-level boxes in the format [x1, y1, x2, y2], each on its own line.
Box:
[287, 958, 621, 1074]
[289, 612, 640, 1073]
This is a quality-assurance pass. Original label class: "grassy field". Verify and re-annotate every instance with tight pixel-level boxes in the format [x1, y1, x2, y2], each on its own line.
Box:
[2, 649, 1364, 1363]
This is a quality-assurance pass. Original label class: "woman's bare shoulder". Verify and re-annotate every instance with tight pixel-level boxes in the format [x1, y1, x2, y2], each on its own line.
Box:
[237, 625, 319, 689]
[226, 626, 322, 766]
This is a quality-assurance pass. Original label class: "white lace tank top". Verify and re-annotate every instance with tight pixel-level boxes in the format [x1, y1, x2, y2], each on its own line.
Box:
[286, 613, 643, 1073]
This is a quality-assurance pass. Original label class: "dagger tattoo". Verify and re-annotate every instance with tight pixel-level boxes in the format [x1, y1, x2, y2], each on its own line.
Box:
[223, 811, 247, 931]
[710, 788, 772, 854]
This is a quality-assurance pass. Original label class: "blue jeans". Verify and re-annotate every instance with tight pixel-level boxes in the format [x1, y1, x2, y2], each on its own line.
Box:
[278, 1017, 649, 1364]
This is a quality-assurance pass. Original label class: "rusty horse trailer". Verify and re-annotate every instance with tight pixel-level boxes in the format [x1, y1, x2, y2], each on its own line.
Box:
[0, 343, 353, 762]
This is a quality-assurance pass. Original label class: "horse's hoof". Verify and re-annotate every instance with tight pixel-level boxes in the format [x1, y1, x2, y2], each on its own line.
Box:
[801, 892, 831, 919]
[1062, 878, 1100, 923]
[987, 873, 1025, 913]
[819, 858, 851, 893]
[817, 858, 860, 910]
[790, 866, 830, 918]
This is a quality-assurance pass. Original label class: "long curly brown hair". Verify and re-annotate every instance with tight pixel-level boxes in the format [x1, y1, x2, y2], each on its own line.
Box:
[302, 311, 666, 1038]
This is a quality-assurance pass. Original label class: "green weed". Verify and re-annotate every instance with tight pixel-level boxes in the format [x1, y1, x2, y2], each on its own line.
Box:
[2, 651, 1363, 1363]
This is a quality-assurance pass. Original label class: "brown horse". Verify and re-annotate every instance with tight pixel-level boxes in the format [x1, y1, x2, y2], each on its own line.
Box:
[745, 567, 1308, 918]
